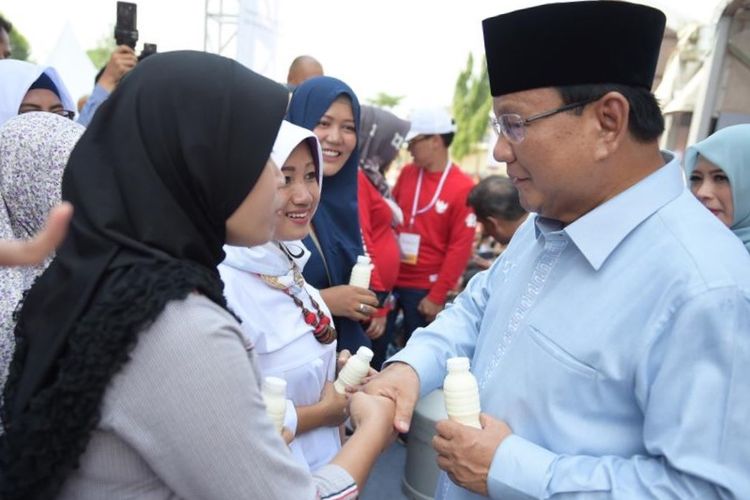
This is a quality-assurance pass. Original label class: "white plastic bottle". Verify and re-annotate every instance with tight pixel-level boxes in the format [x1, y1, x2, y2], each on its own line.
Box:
[334, 346, 374, 394]
[349, 255, 373, 289]
[262, 376, 287, 433]
[443, 357, 481, 429]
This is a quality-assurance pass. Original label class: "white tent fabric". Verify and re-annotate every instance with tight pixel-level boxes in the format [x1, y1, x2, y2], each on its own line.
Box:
[236, 0, 279, 78]
[45, 22, 97, 106]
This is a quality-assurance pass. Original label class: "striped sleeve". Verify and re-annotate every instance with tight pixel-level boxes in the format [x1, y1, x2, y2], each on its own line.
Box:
[314, 464, 358, 500]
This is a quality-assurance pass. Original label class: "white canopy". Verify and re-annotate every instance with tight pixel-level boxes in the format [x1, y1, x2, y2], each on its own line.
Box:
[45, 22, 97, 104]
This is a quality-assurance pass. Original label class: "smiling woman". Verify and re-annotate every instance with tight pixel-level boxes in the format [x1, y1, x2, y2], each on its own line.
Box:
[219, 121, 351, 472]
[287, 76, 379, 353]
[276, 133, 322, 241]
[314, 96, 358, 177]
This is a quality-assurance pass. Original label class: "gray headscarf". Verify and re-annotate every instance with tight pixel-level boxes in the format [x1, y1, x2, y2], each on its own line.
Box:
[358, 105, 410, 198]
[358, 106, 410, 226]
[0, 112, 84, 389]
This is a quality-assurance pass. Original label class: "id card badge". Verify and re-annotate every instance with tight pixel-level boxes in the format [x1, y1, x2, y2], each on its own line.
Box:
[399, 232, 421, 265]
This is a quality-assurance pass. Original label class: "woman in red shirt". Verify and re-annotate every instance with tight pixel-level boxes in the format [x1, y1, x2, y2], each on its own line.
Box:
[357, 105, 410, 368]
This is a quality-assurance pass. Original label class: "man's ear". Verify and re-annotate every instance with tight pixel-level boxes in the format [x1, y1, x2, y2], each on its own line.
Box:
[485, 215, 501, 235]
[592, 91, 629, 161]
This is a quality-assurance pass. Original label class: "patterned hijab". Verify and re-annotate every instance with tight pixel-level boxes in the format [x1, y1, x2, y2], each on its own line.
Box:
[0, 112, 84, 393]
[358, 105, 410, 199]
[684, 124, 750, 252]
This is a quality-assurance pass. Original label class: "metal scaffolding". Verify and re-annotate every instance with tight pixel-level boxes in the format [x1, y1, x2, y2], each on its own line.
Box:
[203, 0, 280, 77]
[203, 0, 239, 56]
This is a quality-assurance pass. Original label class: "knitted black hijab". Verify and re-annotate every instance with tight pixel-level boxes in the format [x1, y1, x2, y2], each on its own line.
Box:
[0, 51, 289, 499]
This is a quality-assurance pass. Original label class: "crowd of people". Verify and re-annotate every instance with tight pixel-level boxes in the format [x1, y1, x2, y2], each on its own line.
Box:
[0, 1, 749, 498]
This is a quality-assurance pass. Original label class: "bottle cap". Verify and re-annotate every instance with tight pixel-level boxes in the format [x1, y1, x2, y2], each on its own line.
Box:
[263, 376, 287, 395]
[356, 255, 371, 265]
[356, 346, 374, 363]
[447, 357, 470, 372]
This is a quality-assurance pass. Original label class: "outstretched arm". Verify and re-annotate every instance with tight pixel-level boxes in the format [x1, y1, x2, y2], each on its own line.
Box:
[0, 202, 72, 267]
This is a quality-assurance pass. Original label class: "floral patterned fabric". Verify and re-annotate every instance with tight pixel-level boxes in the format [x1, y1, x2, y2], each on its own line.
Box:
[0, 112, 83, 390]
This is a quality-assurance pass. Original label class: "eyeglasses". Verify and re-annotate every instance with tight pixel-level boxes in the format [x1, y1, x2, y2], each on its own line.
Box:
[491, 96, 601, 144]
[19, 109, 76, 120]
[407, 134, 433, 147]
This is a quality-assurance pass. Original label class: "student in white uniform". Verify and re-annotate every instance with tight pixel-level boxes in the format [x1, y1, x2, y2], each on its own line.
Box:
[220, 120, 348, 470]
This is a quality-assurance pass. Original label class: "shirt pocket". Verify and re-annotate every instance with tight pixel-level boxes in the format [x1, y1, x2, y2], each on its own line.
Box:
[525, 325, 599, 379]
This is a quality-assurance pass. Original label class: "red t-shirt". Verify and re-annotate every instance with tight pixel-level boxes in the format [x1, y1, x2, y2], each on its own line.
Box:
[358, 170, 400, 295]
[392, 163, 476, 304]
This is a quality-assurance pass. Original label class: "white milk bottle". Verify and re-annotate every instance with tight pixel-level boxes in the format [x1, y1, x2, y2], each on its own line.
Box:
[334, 346, 374, 394]
[262, 376, 287, 433]
[349, 255, 373, 289]
[443, 357, 482, 429]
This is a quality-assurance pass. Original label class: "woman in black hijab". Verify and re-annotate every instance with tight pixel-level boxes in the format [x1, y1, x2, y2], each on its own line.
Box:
[0, 51, 395, 500]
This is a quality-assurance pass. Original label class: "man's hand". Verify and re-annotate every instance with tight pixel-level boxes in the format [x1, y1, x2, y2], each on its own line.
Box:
[362, 362, 419, 433]
[432, 414, 512, 495]
[418, 296, 444, 322]
[0, 202, 72, 267]
[99, 45, 138, 92]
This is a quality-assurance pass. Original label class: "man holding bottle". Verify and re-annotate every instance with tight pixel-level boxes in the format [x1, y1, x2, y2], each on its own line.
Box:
[365, 2, 750, 498]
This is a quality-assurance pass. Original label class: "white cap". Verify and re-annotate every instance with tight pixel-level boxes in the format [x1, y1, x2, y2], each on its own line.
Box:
[263, 376, 287, 395]
[405, 106, 457, 142]
[356, 255, 371, 265]
[447, 357, 470, 372]
[356, 346, 374, 363]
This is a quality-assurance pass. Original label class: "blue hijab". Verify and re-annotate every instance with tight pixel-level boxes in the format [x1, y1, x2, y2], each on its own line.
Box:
[287, 76, 367, 351]
[684, 124, 750, 253]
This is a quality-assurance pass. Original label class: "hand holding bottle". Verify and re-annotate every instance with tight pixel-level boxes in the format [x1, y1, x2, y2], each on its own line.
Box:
[432, 414, 512, 496]
[334, 346, 374, 394]
[320, 285, 378, 321]
[443, 357, 481, 428]
[317, 381, 349, 427]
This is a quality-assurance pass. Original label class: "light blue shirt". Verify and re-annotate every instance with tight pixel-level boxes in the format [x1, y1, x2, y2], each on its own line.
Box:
[77, 83, 109, 127]
[390, 153, 750, 499]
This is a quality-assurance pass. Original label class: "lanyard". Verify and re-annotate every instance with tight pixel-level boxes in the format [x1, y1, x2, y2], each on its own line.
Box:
[409, 159, 453, 227]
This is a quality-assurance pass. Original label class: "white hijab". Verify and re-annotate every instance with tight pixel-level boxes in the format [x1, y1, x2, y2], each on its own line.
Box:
[223, 119, 323, 277]
[221, 120, 324, 352]
[0, 60, 75, 126]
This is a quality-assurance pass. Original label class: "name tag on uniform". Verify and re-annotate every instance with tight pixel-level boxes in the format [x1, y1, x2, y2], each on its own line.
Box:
[399, 232, 421, 264]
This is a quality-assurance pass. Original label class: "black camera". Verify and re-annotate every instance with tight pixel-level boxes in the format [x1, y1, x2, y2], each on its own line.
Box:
[114, 2, 157, 61]
[114, 1, 138, 49]
[139, 43, 157, 61]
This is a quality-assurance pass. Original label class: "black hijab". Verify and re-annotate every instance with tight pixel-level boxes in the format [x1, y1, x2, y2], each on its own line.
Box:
[0, 51, 288, 499]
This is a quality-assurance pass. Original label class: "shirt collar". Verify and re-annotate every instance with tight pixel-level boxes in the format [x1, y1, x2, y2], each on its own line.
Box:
[534, 151, 684, 270]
